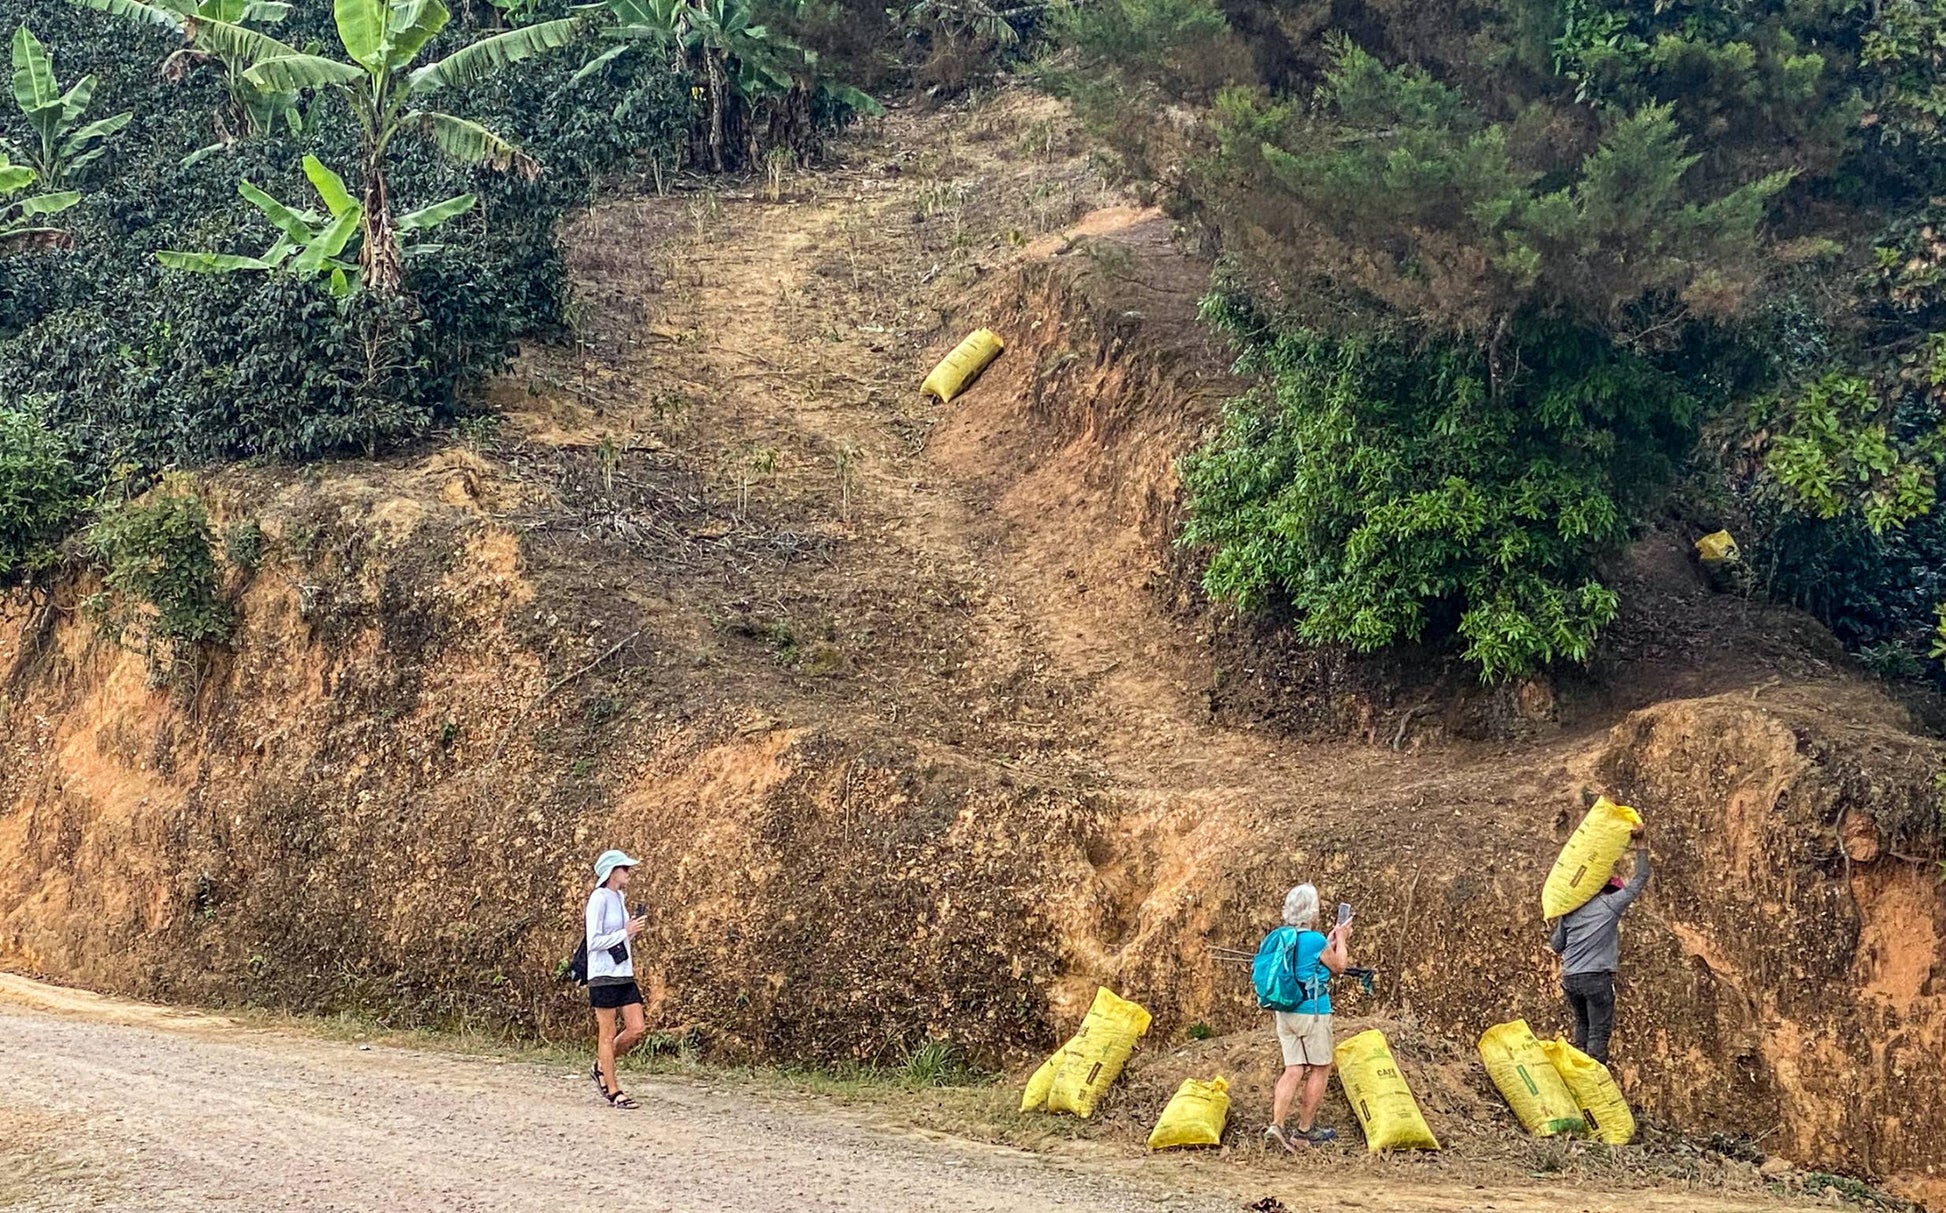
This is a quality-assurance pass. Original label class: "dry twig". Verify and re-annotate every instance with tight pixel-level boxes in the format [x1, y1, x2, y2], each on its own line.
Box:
[491, 630, 644, 762]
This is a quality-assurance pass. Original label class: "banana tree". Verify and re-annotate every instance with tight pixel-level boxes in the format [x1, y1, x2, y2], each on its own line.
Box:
[195, 0, 581, 297]
[158, 153, 475, 296]
[0, 150, 80, 254]
[580, 0, 793, 171]
[63, 0, 301, 154]
[580, 0, 877, 171]
[5, 25, 133, 189]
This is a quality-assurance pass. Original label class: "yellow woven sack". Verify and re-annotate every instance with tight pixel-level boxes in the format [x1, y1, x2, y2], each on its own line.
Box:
[1020, 1051, 1063, 1112]
[1147, 1076, 1230, 1150]
[1334, 1029, 1440, 1152]
[1695, 530, 1740, 565]
[1478, 1020, 1586, 1137]
[1540, 1038, 1636, 1145]
[921, 329, 1004, 403]
[1044, 987, 1153, 1118]
[1541, 796, 1643, 919]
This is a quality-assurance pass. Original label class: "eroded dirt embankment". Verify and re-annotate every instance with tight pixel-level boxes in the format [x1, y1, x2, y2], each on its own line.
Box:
[3, 93, 1944, 1203]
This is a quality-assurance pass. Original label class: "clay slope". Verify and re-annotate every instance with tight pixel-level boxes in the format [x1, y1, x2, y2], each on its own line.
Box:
[2, 91, 1943, 1203]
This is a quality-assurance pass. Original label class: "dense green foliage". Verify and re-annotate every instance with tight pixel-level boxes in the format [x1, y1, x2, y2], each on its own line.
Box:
[64, 0, 307, 152]
[0, 0, 692, 484]
[1183, 288, 1700, 679]
[0, 0, 894, 602]
[1198, 36, 1792, 336]
[582, 0, 883, 175]
[156, 154, 464, 296]
[1061, 0, 1946, 679]
[1756, 367, 1944, 533]
[0, 406, 82, 578]
[0, 148, 81, 251]
[84, 473, 233, 678]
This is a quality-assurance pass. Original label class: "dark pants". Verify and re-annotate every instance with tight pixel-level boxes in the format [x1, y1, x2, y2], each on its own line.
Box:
[1562, 971, 1616, 1064]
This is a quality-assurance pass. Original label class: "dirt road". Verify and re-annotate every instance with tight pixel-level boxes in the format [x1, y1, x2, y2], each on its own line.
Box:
[1, 977, 1828, 1213]
[0, 979, 1230, 1213]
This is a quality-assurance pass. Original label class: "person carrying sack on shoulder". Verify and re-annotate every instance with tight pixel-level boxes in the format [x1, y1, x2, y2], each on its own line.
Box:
[1253, 883, 1350, 1151]
[1548, 825, 1650, 1064]
[587, 849, 648, 1109]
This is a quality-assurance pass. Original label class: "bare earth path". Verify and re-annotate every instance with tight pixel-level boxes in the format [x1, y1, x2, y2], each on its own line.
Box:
[0, 981, 1227, 1213]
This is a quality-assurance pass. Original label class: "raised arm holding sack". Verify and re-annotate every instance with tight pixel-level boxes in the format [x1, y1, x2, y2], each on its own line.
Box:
[1547, 825, 1650, 1064]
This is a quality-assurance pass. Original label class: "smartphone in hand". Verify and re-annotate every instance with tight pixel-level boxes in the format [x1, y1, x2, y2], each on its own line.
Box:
[1336, 902, 1354, 927]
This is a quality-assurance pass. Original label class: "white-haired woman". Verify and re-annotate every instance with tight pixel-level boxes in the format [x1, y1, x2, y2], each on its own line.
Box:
[587, 849, 648, 1109]
[1260, 882, 1349, 1150]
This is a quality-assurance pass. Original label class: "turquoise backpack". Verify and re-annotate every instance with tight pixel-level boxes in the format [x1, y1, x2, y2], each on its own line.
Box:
[1252, 926, 1326, 1012]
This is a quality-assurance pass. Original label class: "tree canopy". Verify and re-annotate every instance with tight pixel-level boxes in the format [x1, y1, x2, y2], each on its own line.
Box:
[1060, 0, 1946, 678]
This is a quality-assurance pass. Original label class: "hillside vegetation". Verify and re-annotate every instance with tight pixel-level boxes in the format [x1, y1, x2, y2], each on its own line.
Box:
[1061, 0, 1946, 680]
[9, 0, 1946, 684]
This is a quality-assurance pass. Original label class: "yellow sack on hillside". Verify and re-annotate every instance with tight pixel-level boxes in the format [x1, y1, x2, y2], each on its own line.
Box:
[1478, 1020, 1586, 1137]
[1043, 987, 1152, 1118]
[1541, 796, 1643, 919]
[1147, 1076, 1230, 1150]
[1695, 530, 1740, 565]
[1540, 1037, 1636, 1145]
[1334, 1029, 1440, 1153]
[921, 329, 1004, 403]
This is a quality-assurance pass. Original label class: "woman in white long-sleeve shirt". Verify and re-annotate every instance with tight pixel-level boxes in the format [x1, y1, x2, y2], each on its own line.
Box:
[587, 849, 648, 1109]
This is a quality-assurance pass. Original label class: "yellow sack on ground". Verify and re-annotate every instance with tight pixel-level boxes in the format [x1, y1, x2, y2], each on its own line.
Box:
[1020, 1050, 1063, 1112]
[1478, 1020, 1586, 1137]
[1695, 530, 1740, 565]
[1334, 1029, 1440, 1153]
[1147, 1076, 1230, 1150]
[921, 329, 1004, 403]
[1540, 1037, 1636, 1145]
[1541, 796, 1643, 919]
[1043, 987, 1152, 1118]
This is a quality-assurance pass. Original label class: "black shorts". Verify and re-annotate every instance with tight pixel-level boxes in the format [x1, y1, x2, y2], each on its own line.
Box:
[589, 981, 644, 1010]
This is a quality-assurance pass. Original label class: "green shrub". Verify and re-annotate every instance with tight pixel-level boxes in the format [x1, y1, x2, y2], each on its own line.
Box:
[0, 406, 83, 582]
[223, 517, 264, 571]
[1180, 288, 1701, 681]
[1193, 38, 1791, 336]
[1049, 0, 1946, 690]
[85, 474, 233, 675]
[1755, 369, 1945, 533]
[1741, 502, 1946, 662]
[7, 279, 452, 475]
[1859, 640, 1927, 680]
[1722, 219, 1946, 680]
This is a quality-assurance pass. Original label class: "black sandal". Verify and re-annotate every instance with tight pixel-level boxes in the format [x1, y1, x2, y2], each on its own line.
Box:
[606, 1090, 639, 1110]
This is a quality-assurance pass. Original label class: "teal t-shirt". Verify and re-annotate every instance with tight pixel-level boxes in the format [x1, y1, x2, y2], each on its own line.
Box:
[1293, 928, 1331, 1014]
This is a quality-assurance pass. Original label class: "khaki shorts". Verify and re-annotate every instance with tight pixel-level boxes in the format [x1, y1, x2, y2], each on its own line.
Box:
[1274, 1012, 1334, 1068]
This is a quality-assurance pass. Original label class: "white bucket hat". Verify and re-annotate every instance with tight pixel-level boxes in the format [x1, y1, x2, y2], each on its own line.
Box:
[593, 849, 642, 887]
